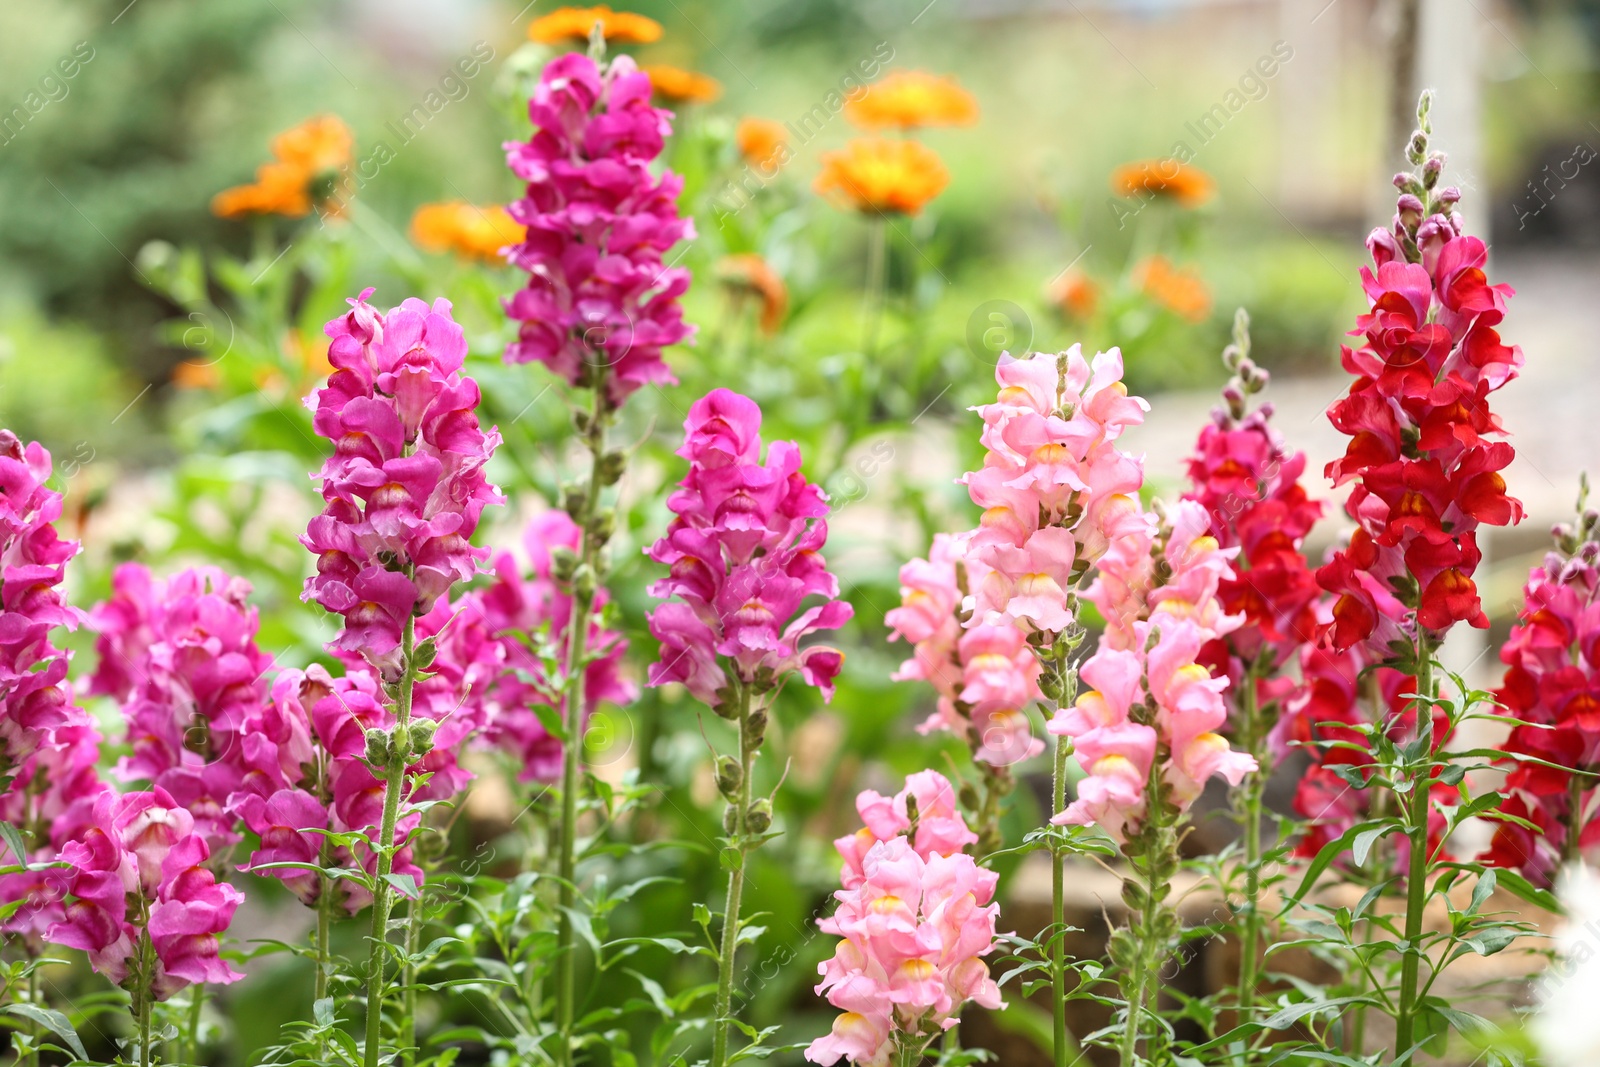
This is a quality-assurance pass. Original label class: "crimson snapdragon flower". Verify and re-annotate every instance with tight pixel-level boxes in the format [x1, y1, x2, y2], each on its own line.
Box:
[1317, 150, 1523, 657]
[503, 51, 694, 404]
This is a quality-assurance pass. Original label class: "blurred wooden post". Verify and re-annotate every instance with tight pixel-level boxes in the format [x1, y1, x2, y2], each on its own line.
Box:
[1277, 0, 1344, 220]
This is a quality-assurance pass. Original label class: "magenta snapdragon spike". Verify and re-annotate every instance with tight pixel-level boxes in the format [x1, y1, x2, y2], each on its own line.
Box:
[429, 512, 636, 782]
[647, 388, 852, 705]
[46, 788, 243, 1001]
[503, 52, 695, 405]
[304, 289, 503, 677]
[0, 431, 88, 779]
[806, 771, 1002, 1067]
[88, 563, 274, 850]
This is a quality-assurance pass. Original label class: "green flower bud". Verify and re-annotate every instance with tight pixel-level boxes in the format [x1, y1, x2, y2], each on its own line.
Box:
[715, 755, 743, 798]
[745, 799, 773, 835]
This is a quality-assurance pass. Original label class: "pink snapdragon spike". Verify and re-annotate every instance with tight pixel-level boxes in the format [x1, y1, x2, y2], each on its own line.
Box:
[1181, 343, 1324, 743]
[88, 563, 274, 850]
[0, 719, 111, 945]
[1050, 500, 1258, 843]
[432, 512, 636, 782]
[46, 788, 244, 999]
[886, 533, 1044, 765]
[647, 389, 851, 706]
[961, 346, 1148, 631]
[0, 431, 87, 779]
[1315, 148, 1523, 658]
[304, 289, 503, 678]
[503, 52, 695, 404]
[1479, 512, 1600, 886]
[808, 775, 1002, 1066]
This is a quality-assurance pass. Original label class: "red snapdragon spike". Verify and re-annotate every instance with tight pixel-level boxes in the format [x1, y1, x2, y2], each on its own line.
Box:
[1480, 517, 1600, 886]
[648, 390, 851, 708]
[1316, 160, 1523, 655]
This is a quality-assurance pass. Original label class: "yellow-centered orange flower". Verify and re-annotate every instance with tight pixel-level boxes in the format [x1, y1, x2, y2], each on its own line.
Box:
[1048, 268, 1099, 320]
[843, 71, 978, 130]
[1135, 256, 1211, 322]
[814, 138, 949, 215]
[1111, 159, 1214, 206]
[528, 5, 662, 44]
[737, 117, 788, 170]
[717, 254, 788, 334]
[410, 202, 524, 262]
[641, 64, 721, 103]
[211, 115, 353, 219]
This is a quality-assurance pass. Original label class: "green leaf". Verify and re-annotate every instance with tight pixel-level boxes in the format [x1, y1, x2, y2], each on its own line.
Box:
[2, 1004, 89, 1061]
[1352, 825, 1391, 867]
[0, 820, 29, 864]
[1469, 867, 1497, 914]
[531, 702, 567, 743]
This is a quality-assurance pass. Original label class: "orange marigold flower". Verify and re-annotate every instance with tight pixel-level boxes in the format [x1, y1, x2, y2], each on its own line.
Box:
[717, 254, 788, 334]
[737, 117, 788, 171]
[641, 64, 721, 103]
[1048, 267, 1099, 320]
[211, 115, 353, 220]
[528, 5, 662, 44]
[410, 202, 525, 262]
[843, 71, 978, 131]
[1111, 159, 1213, 206]
[814, 138, 949, 215]
[1135, 256, 1211, 322]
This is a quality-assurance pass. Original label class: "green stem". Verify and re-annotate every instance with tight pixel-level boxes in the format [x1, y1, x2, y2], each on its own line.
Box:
[861, 215, 887, 359]
[137, 927, 156, 1067]
[1393, 650, 1434, 1063]
[186, 984, 204, 1066]
[363, 613, 419, 1067]
[1051, 733, 1070, 1067]
[711, 684, 756, 1067]
[24, 963, 40, 1067]
[553, 381, 608, 1067]
[1235, 672, 1264, 1060]
[402, 893, 421, 1065]
[315, 869, 334, 1057]
[1566, 774, 1585, 863]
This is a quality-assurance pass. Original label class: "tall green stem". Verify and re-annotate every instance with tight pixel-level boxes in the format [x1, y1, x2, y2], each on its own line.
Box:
[137, 927, 155, 1067]
[711, 684, 756, 1067]
[363, 613, 419, 1067]
[1051, 733, 1071, 1067]
[1393, 650, 1434, 1062]
[1566, 774, 1585, 863]
[861, 216, 887, 359]
[553, 380, 609, 1067]
[24, 963, 40, 1067]
[186, 984, 205, 1066]
[402, 895, 421, 1065]
[1234, 671, 1264, 1057]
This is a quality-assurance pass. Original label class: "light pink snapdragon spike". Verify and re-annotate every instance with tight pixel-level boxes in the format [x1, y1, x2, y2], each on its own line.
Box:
[303, 290, 503, 678]
[45, 788, 244, 1000]
[961, 345, 1149, 630]
[425, 512, 636, 783]
[504, 52, 695, 404]
[647, 389, 852, 706]
[807, 771, 1002, 1067]
[88, 562, 274, 850]
[1050, 500, 1258, 842]
[0, 431, 88, 778]
[886, 533, 1044, 765]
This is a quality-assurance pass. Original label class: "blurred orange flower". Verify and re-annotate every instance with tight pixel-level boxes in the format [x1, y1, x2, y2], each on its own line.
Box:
[171, 361, 219, 390]
[717, 254, 788, 334]
[814, 138, 949, 215]
[843, 71, 978, 131]
[529, 6, 662, 44]
[1135, 256, 1210, 322]
[1048, 268, 1099, 320]
[736, 118, 788, 171]
[641, 64, 721, 103]
[211, 115, 353, 219]
[410, 202, 524, 262]
[1111, 159, 1213, 206]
